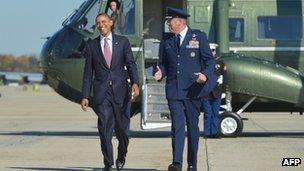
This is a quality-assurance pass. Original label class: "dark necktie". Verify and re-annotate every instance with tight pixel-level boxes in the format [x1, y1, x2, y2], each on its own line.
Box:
[103, 37, 112, 68]
[176, 34, 181, 51]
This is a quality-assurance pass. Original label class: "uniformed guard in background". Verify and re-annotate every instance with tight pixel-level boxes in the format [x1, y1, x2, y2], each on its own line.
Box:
[154, 7, 216, 171]
[202, 43, 227, 138]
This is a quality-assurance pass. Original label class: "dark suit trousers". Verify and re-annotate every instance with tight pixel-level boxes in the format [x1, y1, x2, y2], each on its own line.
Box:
[168, 99, 201, 167]
[93, 86, 130, 166]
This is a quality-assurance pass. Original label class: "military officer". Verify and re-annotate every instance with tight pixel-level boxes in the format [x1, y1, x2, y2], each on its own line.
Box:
[154, 7, 216, 171]
[202, 43, 227, 138]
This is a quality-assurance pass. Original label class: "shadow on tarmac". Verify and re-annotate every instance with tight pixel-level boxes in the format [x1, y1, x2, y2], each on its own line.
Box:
[9, 167, 159, 171]
[1, 131, 304, 138]
[241, 132, 304, 138]
[0, 131, 172, 138]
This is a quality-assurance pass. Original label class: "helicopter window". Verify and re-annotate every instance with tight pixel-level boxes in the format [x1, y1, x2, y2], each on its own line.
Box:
[75, 0, 101, 33]
[106, 0, 135, 35]
[52, 29, 84, 59]
[229, 18, 244, 42]
[62, 1, 87, 26]
[257, 16, 302, 40]
[143, 0, 162, 40]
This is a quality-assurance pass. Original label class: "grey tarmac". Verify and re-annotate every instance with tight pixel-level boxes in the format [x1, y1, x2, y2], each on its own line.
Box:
[0, 86, 303, 171]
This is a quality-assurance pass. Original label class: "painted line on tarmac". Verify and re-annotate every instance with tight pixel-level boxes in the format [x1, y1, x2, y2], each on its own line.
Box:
[204, 139, 210, 171]
[251, 120, 268, 132]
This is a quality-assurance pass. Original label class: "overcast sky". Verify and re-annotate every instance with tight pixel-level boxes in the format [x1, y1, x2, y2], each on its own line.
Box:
[0, 0, 85, 56]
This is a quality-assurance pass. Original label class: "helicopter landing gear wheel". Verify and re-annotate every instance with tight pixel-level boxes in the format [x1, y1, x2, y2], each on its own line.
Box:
[220, 112, 243, 137]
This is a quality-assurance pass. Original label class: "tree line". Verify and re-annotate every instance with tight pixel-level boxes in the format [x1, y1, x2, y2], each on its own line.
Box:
[0, 54, 40, 72]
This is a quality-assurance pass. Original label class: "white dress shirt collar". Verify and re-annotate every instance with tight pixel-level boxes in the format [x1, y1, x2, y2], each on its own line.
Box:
[178, 26, 188, 45]
[100, 32, 113, 53]
[100, 32, 113, 42]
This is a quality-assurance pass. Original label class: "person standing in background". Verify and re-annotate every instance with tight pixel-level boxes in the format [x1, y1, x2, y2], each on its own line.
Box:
[202, 43, 227, 138]
[108, 0, 125, 34]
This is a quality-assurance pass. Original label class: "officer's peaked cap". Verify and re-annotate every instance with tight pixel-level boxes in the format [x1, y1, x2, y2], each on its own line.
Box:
[209, 43, 218, 50]
[165, 7, 190, 19]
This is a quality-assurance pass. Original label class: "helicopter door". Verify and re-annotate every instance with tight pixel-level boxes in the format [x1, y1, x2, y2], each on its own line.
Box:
[140, 0, 184, 129]
[104, 0, 143, 51]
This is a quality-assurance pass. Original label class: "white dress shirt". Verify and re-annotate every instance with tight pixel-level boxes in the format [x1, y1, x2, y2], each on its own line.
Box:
[100, 32, 113, 54]
[178, 26, 188, 46]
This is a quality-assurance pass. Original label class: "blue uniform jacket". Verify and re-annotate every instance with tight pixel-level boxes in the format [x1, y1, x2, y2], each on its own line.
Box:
[159, 28, 216, 100]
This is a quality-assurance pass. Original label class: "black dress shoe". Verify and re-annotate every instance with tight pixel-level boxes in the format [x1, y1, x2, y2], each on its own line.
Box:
[116, 158, 125, 170]
[168, 163, 182, 171]
[103, 165, 112, 171]
[187, 165, 197, 171]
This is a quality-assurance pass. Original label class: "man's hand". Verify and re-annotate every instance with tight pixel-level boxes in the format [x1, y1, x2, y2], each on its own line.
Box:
[154, 66, 162, 81]
[194, 72, 207, 84]
[80, 98, 89, 111]
[131, 84, 139, 100]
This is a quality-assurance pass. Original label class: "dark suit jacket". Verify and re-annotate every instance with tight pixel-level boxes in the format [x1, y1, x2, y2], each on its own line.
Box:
[82, 34, 139, 105]
[159, 28, 216, 100]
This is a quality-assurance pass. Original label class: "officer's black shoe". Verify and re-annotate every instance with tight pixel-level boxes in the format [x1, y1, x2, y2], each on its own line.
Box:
[168, 163, 182, 171]
[115, 158, 125, 170]
[103, 165, 112, 171]
[187, 165, 197, 171]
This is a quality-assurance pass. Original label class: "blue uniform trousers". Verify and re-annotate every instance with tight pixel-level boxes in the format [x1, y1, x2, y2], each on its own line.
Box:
[168, 99, 201, 167]
[202, 98, 221, 136]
